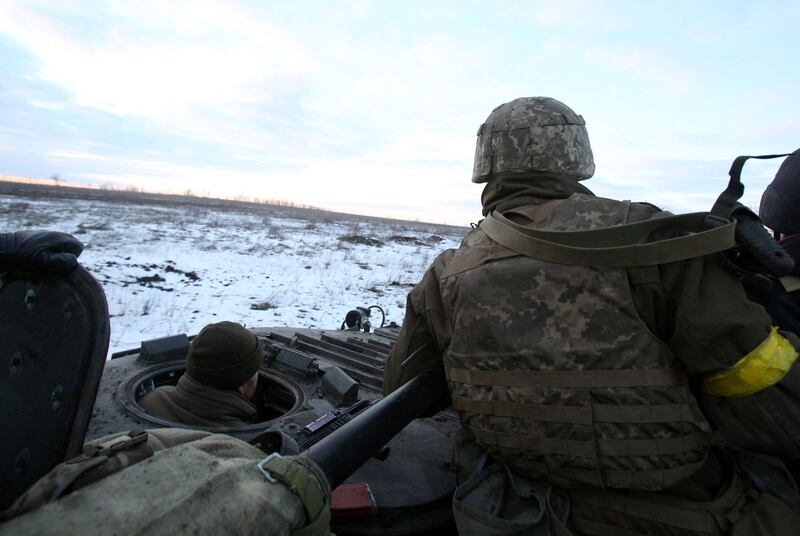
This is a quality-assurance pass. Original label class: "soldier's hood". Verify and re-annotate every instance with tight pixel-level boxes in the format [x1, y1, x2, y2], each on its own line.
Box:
[481, 173, 594, 216]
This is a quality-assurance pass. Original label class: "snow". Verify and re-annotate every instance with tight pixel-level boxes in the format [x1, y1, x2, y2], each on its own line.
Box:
[2, 191, 467, 356]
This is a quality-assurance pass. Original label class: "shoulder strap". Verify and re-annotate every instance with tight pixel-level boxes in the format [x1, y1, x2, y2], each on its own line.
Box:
[479, 211, 736, 267]
[707, 153, 795, 276]
[476, 153, 794, 270]
[1, 430, 149, 521]
[707, 153, 791, 226]
[261, 455, 331, 536]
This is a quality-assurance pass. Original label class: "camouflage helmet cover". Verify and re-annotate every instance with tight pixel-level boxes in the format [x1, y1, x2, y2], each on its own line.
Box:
[472, 97, 595, 183]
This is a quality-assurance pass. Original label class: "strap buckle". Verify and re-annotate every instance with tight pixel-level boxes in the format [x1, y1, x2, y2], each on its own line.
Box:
[256, 452, 281, 483]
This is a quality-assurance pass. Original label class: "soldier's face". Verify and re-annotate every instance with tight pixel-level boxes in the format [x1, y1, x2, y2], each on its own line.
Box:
[238, 372, 259, 400]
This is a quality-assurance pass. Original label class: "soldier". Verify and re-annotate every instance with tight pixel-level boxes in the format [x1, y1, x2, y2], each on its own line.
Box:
[740, 149, 800, 335]
[1, 231, 263, 428]
[384, 97, 800, 535]
[1, 233, 331, 535]
[760, 148, 800, 252]
[140, 321, 263, 427]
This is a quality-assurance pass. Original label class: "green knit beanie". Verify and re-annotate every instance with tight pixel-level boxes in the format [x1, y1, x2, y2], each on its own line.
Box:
[186, 321, 263, 389]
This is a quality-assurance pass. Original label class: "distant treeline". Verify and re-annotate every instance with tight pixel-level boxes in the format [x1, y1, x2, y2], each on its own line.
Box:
[0, 175, 322, 212]
[0, 177, 467, 234]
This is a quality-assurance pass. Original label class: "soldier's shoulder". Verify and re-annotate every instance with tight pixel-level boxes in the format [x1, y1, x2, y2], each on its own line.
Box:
[628, 201, 671, 222]
[138, 385, 177, 410]
[428, 248, 458, 274]
[435, 247, 459, 262]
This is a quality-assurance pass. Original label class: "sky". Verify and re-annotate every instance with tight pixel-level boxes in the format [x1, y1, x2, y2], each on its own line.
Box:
[0, 0, 797, 225]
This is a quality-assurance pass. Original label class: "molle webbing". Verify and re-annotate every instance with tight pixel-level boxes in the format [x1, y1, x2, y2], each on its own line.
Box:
[453, 398, 594, 424]
[466, 428, 710, 458]
[480, 210, 736, 267]
[452, 397, 701, 425]
[448, 366, 710, 490]
[469, 429, 597, 458]
[441, 195, 715, 491]
[447, 367, 688, 388]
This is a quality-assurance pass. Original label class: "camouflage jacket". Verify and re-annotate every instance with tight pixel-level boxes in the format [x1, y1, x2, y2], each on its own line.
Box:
[385, 189, 800, 476]
[140, 373, 256, 427]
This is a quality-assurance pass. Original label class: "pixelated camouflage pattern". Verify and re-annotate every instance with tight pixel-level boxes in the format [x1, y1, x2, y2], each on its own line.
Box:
[472, 97, 595, 183]
[440, 194, 712, 490]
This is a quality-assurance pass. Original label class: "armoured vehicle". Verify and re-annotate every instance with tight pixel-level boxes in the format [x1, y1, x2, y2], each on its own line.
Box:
[1, 264, 459, 535]
[4, 153, 795, 534]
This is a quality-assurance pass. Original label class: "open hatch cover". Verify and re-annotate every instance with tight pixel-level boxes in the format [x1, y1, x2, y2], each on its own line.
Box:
[0, 265, 109, 510]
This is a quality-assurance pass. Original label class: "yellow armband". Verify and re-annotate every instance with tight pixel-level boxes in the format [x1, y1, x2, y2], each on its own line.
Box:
[702, 327, 798, 398]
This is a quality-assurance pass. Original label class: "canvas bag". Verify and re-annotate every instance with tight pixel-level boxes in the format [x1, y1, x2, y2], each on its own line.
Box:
[0, 428, 330, 536]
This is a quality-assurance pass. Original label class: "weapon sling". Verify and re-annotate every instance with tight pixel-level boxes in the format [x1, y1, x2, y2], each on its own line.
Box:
[480, 210, 735, 266]
[480, 153, 793, 270]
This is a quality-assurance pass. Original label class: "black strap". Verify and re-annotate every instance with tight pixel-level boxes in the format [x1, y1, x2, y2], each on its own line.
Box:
[707, 153, 791, 226]
[706, 153, 795, 276]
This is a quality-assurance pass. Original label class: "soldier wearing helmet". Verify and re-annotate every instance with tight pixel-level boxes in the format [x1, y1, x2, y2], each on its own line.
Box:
[384, 97, 800, 534]
[738, 150, 800, 342]
[761, 149, 800, 265]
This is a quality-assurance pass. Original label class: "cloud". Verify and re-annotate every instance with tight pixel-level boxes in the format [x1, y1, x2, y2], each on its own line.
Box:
[0, 1, 491, 168]
[745, 118, 800, 147]
[507, 0, 626, 30]
[1, 1, 796, 226]
[585, 44, 699, 94]
[590, 154, 785, 215]
[25, 97, 67, 110]
[0, 1, 489, 223]
[45, 144, 480, 224]
[0, 1, 315, 118]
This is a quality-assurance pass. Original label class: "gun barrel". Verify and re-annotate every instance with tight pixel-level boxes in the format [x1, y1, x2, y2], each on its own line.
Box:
[301, 369, 448, 489]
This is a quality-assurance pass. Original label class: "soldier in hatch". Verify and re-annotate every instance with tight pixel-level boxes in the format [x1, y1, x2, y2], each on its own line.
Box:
[384, 97, 800, 534]
[141, 321, 262, 427]
[1, 235, 330, 535]
[0, 232, 263, 428]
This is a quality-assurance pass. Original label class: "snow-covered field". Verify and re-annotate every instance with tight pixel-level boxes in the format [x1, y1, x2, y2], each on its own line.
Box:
[1, 187, 467, 356]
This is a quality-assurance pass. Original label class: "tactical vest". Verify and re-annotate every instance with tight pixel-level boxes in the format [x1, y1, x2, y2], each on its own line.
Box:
[440, 194, 713, 491]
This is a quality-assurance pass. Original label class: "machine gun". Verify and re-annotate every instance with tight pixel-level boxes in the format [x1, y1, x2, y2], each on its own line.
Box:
[295, 399, 372, 451]
[300, 369, 450, 489]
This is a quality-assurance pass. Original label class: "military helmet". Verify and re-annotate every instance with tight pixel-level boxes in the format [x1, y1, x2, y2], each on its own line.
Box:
[472, 97, 595, 183]
[759, 149, 800, 235]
